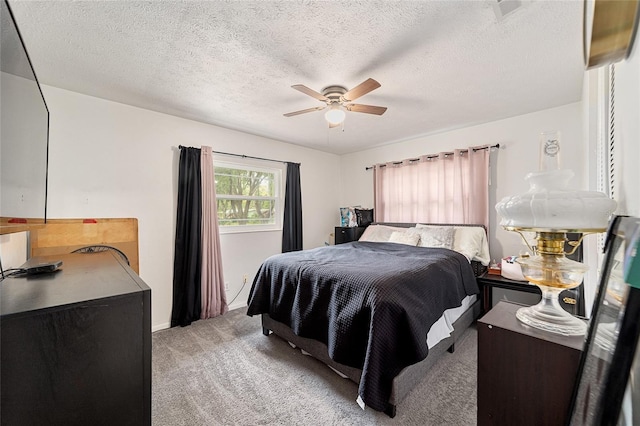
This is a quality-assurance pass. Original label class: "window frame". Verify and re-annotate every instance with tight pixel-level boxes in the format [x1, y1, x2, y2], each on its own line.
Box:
[214, 159, 284, 234]
[584, 63, 617, 318]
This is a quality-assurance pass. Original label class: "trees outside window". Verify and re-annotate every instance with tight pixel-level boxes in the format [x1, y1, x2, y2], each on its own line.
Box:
[214, 161, 282, 231]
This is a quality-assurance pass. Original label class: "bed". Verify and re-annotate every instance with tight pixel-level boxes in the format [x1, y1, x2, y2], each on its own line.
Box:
[246, 222, 489, 417]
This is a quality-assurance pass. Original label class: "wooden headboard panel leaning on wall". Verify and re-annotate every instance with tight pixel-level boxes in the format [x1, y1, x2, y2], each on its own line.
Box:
[29, 218, 140, 274]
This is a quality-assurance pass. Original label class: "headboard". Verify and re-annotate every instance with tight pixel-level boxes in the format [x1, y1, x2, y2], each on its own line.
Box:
[29, 218, 139, 273]
[373, 222, 486, 230]
[371, 222, 489, 277]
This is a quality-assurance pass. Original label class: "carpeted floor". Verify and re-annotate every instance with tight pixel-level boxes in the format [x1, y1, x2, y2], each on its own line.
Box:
[152, 308, 477, 425]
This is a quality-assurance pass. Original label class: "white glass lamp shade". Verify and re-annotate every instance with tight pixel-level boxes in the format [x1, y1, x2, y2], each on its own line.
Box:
[495, 169, 617, 230]
[325, 106, 346, 125]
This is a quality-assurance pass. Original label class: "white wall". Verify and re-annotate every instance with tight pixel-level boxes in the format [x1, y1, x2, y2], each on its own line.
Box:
[0, 232, 28, 270]
[0, 82, 604, 330]
[339, 102, 585, 262]
[34, 85, 341, 331]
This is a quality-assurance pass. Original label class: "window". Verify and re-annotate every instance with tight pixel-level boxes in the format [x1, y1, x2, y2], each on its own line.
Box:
[595, 64, 617, 254]
[373, 147, 490, 226]
[214, 161, 283, 232]
[584, 63, 618, 318]
[596, 64, 616, 201]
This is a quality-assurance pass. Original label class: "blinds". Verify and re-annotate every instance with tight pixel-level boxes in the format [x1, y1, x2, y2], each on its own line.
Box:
[609, 64, 616, 200]
[595, 64, 616, 254]
[596, 64, 615, 200]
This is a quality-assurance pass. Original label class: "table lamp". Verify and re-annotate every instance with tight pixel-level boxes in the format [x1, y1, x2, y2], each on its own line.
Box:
[495, 132, 617, 335]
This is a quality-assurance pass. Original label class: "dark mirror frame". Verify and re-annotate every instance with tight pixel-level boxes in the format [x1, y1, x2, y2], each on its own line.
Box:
[567, 215, 640, 425]
[0, 0, 49, 235]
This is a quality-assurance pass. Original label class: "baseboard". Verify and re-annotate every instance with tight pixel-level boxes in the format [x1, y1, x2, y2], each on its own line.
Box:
[152, 322, 170, 332]
[229, 301, 247, 311]
[151, 303, 247, 333]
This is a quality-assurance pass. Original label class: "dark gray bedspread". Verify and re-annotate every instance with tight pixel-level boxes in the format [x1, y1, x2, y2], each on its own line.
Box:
[246, 241, 479, 412]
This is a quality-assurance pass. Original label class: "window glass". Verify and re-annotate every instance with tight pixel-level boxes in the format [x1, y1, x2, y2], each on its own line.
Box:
[214, 161, 282, 232]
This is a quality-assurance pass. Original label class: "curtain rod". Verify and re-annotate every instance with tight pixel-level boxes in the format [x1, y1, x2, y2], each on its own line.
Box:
[178, 145, 299, 166]
[364, 143, 500, 171]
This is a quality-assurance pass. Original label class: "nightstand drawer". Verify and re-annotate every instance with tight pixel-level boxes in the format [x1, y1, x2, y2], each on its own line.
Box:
[477, 273, 584, 316]
[334, 226, 366, 244]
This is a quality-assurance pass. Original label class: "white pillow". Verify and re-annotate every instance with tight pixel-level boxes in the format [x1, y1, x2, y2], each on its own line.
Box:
[388, 231, 420, 246]
[407, 227, 455, 249]
[358, 224, 406, 242]
[454, 227, 490, 265]
[416, 224, 490, 265]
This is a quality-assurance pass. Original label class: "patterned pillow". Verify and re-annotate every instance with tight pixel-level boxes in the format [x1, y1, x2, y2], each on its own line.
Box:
[408, 227, 455, 249]
[339, 206, 360, 227]
[388, 231, 420, 246]
[416, 224, 490, 265]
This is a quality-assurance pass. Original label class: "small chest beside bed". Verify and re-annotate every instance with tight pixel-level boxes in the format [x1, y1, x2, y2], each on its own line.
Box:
[246, 222, 490, 417]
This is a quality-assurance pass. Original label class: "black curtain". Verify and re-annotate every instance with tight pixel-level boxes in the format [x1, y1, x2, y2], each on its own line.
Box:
[282, 162, 303, 252]
[171, 147, 202, 327]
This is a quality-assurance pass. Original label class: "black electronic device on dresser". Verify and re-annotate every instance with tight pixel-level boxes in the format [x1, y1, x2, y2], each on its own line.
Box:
[0, 251, 151, 426]
[335, 226, 367, 244]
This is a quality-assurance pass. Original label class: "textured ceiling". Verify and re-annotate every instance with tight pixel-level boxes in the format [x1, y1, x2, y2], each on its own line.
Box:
[9, 0, 584, 155]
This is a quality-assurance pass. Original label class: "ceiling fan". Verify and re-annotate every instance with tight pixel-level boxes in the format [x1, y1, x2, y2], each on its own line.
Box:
[283, 78, 387, 128]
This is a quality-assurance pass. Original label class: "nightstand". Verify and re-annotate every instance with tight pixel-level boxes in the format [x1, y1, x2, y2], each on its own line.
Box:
[477, 301, 584, 426]
[334, 226, 366, 244]
[477, 273, 539, 313]
[477, 273, 584, 316]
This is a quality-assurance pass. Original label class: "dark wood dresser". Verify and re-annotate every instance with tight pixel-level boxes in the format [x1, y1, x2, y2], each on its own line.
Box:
[0, 251, 151, 426]
[477, 301, 584, 426]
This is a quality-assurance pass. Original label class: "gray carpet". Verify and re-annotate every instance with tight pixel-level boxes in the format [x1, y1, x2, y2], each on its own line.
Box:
[152, 308, 477, 425]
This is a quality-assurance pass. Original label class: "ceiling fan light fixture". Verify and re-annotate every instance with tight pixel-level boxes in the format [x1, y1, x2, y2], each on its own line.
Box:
[284, 78, 385, 124]
[325, 105, 346, 125]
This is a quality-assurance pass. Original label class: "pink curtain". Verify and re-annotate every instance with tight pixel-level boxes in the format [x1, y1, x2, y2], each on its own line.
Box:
[200, 146, 228, 319]
[374, 145, 490, 228]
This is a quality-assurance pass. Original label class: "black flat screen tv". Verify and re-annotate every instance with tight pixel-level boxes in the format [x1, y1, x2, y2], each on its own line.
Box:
[0, 0, 49, 234]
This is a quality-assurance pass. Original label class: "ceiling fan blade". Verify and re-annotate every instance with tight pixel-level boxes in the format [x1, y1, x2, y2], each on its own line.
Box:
[345, 104, 387, 115]
[283, 106, 326, 117]
[328, 122, 341, 129]
[342, 78, 381, 102]
[291, 84, 330, 102]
